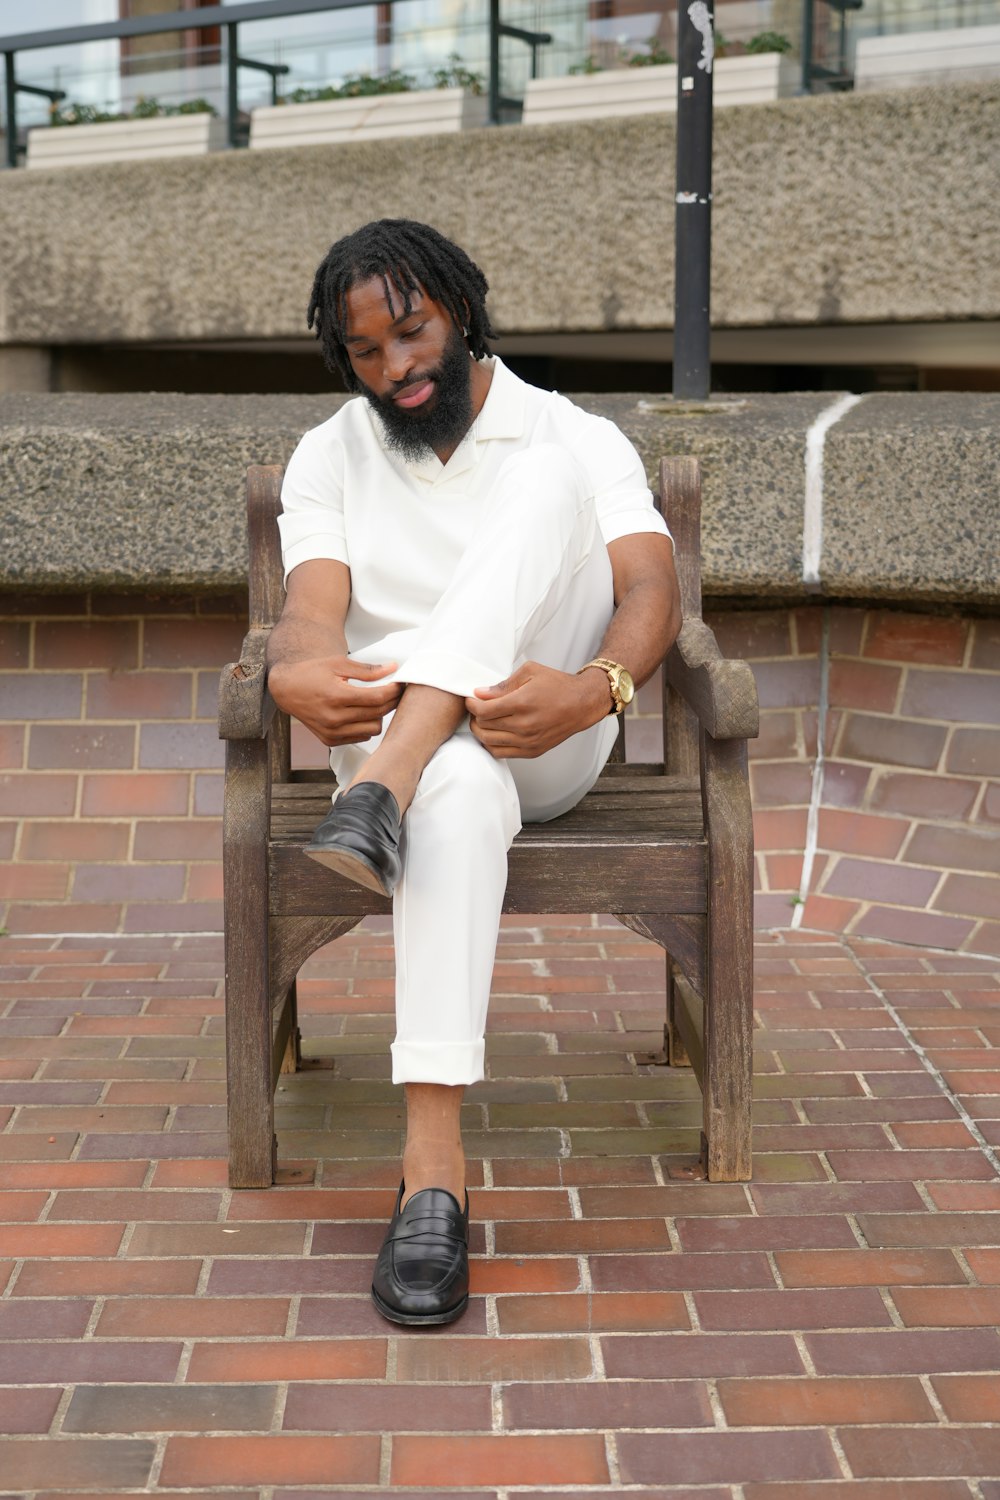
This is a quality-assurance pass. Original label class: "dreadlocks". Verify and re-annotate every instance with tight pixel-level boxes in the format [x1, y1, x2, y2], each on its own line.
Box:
[307, 219, 496, 390]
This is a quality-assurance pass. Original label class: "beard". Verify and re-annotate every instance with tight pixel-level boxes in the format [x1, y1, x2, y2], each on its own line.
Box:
[360, 323, 474, 462]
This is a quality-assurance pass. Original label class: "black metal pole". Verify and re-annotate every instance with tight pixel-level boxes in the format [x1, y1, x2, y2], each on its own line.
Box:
[672, 0, 714, 400]
[488, 0, 500, 125]
[4, 52, 16, 170]
[226, 22, 239, 148]
[801, 0, 814, 92]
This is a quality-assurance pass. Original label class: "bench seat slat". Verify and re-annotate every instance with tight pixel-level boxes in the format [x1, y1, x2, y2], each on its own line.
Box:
[269, 841, 708, 917]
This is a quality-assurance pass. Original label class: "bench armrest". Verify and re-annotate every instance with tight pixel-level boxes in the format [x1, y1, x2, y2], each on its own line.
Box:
[664, 619, 759, 741]
[218, 627, 278, 741]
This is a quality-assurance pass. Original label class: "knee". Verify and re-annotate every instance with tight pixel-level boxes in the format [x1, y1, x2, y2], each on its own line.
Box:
[411, 734, 520, 842]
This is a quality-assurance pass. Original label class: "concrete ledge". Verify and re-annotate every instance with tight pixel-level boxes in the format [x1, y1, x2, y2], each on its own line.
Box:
[1, 391, 997, 604]
[0, 82, 998, 342]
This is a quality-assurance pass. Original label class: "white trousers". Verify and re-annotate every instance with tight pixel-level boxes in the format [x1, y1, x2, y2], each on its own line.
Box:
[330, 445, 619, 1086]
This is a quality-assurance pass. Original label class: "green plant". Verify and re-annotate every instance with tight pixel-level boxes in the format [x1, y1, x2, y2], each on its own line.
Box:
[746, 30, 793, 54]
[284, 68, 416, 104]
[50, 94, 217, 126]
[50, 101, 125, 126]
[627, 38, 674, 67]
[431, 53, 485, 94]
[132, 95, 217, 117]
[568, 54, 603, 75]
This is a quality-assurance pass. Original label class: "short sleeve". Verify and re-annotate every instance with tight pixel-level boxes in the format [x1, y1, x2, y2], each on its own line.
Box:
[276, 426, 349, 584]
[565, 407, 672, 549]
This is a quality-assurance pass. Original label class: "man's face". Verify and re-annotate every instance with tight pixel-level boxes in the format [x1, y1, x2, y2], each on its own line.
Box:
[342, 275, 473, 461]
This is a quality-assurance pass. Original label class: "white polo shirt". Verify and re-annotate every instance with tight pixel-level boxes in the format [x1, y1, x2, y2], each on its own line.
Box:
[278, 356, 669, 664]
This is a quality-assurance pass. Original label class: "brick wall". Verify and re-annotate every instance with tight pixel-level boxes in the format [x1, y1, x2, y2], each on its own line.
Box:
[630, 607, 1000, 959]
[1, 595, 998, 957]
[0, 595, 246, 936]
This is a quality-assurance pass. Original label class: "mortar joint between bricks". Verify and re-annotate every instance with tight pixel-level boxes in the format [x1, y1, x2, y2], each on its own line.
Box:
[49, 1382, 78, 1435]
[919, 1372, 951, 1425]
[682, 1289, 701, 1332]
[271, 1378, 291, 1433]
[491, 1381, 504, 1433]
[706, 1377, 728, 1429]
[588, 1330, 606, 1380]
[878, 1284, 906, 1328]
[954, 1247, 979, 1287]
[37, 1186, 58, 1224]
[816, 1151, 839, 1184]
[568, 1186, 583, 1221]
[116, 1219, 139, 1259]
[175, 1337, 195, 1382]
[485, 1291, 500, 1338]
[828, 1427, 855, 1480]
[83, 1297, 105, 1340]
[576, 1254, 591, 1293]
[603, 1429, 622, 1489]
[846, 1211, 870, 1249]
[284, 1293, 300, 1340]
[766, 1249, 786, 1290]
[194, 1255, 213, 1295]
[2, 1259, 25, 1300]
[793, 1330, 818, 1376]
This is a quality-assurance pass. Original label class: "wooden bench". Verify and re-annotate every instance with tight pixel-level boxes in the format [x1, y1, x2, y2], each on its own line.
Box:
[219, 455, 759, 1188]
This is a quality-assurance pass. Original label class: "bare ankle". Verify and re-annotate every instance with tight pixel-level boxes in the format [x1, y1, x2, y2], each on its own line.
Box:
[402, 1144, 466, 1206]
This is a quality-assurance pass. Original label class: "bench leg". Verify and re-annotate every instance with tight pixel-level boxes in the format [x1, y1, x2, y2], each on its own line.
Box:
[666, 960, 693, 1068]
[702, 736, 754, 1182]
[224, 737, 276, 1189]
[278, 979, 302, 1075]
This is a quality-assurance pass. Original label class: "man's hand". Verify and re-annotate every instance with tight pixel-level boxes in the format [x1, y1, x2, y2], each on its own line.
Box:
[466, 661, 612, 759]
[268, 656, 403, 747]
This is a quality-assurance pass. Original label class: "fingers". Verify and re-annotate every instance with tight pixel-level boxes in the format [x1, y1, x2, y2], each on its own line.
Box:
[341, 658, 398, 680]
[466, 687, 527, 722]
[471, 662, 535, 701]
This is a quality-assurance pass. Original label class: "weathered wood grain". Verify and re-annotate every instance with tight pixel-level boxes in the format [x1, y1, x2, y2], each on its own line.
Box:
[665, 619, 760, 741]
[223, 734, 275, 1188]
[661, 455, 703, 783]
[701, 734, 755, 1181]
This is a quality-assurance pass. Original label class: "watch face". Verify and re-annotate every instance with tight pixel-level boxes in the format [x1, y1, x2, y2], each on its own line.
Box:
[618, 669, 635, 705]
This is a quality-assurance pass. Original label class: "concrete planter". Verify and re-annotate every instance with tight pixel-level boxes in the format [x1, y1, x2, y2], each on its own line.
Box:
[249, 86, 487, 149]
[855, 23, 1000, 91]
[522, 53, 798, 125]
[26, 112, 225, 170]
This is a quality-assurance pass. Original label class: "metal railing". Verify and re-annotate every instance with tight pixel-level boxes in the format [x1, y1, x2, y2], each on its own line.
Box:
[0, 0, 551, 168]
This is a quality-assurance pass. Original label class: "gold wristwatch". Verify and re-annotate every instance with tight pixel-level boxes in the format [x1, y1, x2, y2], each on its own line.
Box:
[578, 657, 635, 715]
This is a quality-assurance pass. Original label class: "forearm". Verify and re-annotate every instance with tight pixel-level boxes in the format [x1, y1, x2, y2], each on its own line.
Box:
[266, 610, 348, 673]
[591, 579, 681, 688]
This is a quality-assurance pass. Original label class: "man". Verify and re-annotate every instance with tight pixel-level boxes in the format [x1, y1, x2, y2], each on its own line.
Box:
[268, 218, 681, 1327]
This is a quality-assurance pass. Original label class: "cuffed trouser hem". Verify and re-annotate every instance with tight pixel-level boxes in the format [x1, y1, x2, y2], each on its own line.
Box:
[393, 650, 499, 698]
[390, 1038, 486, 1087]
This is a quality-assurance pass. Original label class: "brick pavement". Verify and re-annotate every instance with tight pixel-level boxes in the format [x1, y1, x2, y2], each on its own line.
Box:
[1, 918, 1000, 1496]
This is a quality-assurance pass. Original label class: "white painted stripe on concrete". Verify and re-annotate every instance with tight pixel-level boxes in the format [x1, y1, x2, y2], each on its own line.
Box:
[802, 393, 864, 586]
[790, 607, 830, 930]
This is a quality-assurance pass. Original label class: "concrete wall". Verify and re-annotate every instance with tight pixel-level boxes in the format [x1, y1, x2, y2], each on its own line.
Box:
[1, 391, 997, 605]
[0, 81, 997, 348]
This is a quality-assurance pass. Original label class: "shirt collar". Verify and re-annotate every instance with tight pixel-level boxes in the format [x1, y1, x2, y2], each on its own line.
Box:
[472, 356, 526, 442]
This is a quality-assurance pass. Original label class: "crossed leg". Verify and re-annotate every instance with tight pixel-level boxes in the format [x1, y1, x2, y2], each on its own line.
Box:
[324, 444, 619, 1202]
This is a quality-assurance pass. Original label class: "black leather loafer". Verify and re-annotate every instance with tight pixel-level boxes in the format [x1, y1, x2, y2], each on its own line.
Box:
[371, 1182, 470, 1326]
[304, 781, 402, 897]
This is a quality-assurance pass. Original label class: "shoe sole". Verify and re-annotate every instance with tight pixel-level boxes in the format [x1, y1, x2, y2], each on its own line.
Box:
[371, 1284, 469, 1326]
[304, 844, 393, 898]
